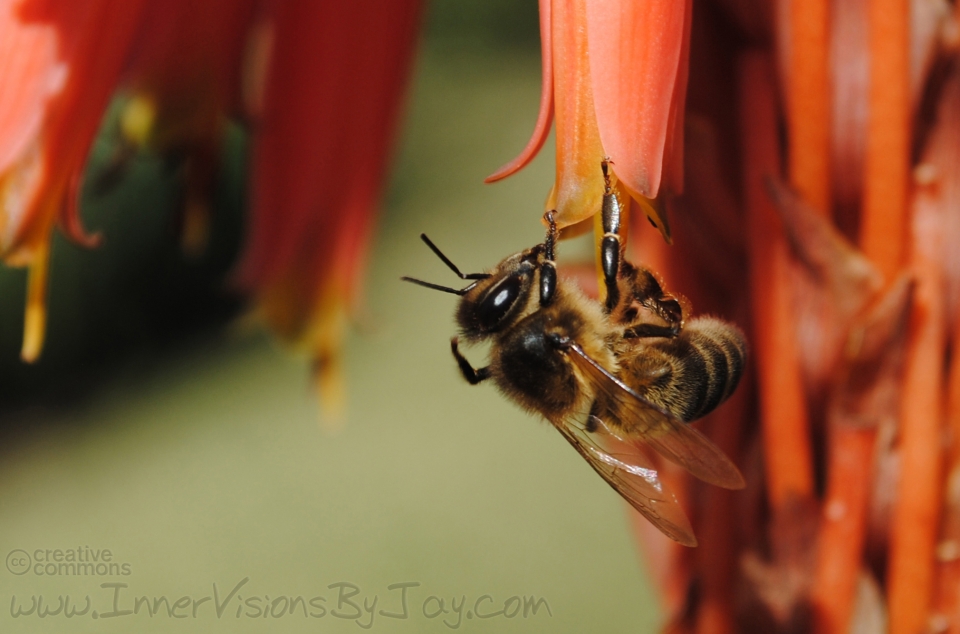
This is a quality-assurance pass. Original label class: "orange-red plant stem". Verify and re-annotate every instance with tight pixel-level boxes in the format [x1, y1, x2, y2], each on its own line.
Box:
[887, 221, 945, 634]
[932, 70, 960, 633]
[862, 0, 934, 631]
[631, 216, 692, 621]
[789, 1, 872, 623]
[694, 386, 749, 634]
[939, 316, 960, 633]
[787, 0, 831, 213]
[859, 0, 909, 280]
[811, 425, 876, 633]
[739, 52, 814, 510]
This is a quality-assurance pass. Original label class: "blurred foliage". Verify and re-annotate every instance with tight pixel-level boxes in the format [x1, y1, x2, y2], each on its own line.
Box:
[425, 0, 540, 51]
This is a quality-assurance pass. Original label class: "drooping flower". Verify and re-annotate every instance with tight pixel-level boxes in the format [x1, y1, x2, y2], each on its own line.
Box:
[0, 0, 147, 361]
[0, 0, 422, 421]
[235, 0, 421, 421]
[116, 0, 257, 256]
[486, 0, 691, 241]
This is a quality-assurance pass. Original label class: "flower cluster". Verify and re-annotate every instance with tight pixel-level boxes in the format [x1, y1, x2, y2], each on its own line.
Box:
[0, 0, 420, 419]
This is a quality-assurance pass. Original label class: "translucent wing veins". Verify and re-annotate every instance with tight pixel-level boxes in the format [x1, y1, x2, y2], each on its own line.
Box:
[563, 340, 746, 490]
[550, 414, 697, 547]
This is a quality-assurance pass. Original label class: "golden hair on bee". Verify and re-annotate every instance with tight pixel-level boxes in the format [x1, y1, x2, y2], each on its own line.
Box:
[403, 162, 747, 547]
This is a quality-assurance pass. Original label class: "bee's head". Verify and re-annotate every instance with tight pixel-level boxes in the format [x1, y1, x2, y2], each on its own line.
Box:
[401, 235, 542, 341]
[454, 246, 542, 340]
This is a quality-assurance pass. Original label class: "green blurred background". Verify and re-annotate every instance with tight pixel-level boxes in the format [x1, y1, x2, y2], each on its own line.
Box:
[0, 1, 661, 631]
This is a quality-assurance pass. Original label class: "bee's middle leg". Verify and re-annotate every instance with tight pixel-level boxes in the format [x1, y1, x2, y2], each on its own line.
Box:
[600, 159, 623, 313]
[450, 337, 491, 385]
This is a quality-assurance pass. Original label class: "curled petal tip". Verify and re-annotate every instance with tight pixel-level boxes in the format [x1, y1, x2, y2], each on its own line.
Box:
[60, 171, 103, 249]
[484, 102, 553, 183]
[485, 0, 554, 184]
[484, 146, 544, 183]
[620, 177, 672, 244]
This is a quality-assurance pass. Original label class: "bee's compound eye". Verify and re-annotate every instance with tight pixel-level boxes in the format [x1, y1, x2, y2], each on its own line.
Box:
[477, 274, 523, 331]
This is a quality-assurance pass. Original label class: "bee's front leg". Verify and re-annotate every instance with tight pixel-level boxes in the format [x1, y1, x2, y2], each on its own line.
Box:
[450, 337, 491, 385]
[539, 210, 559, 307]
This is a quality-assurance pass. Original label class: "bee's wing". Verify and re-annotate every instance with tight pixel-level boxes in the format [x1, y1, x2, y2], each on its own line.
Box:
[565, 342, 745, 490]
[551, 414, 698, 547]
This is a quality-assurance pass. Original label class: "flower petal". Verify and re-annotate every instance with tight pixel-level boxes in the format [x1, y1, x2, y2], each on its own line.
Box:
[551, 0, 604, 228]
[59, 169, 102, 248]
[0, 1, 58, 176]
[1, 0, 146, 260]
[122, 0, 256, 144]
[1, 0, 146, 363]
[586, 0, 687, 199]
[240, 0, 420, 294]
[661, 0, 691, 197]
[237, 0, 421, 417]
[485, 0, 553, 183]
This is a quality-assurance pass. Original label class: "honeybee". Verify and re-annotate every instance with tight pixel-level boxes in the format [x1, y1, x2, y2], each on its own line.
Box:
[403, 162, 746, 546]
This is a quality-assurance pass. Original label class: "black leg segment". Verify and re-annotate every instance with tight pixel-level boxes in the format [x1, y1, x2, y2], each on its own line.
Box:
[539, 210, 559, 307]
[451, 337, 491, 385]
[600, 159, 623, 313]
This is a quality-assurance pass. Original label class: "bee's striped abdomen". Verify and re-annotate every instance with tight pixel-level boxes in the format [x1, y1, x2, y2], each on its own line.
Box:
[679, 318, 746, 421]
[623, 317, 747, 423]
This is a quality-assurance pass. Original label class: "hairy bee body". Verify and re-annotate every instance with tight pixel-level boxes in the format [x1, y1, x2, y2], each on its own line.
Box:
[486, 283, 610, 420]
[453, 245, 746, 430]
[613, 316, 747, 424]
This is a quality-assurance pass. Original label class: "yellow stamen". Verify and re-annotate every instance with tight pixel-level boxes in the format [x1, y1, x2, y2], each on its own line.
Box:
[180, 188, 211, 258]
[310, 297, 347, 430]
[21, 239, 50, 363]
[120, 94, 158, 148]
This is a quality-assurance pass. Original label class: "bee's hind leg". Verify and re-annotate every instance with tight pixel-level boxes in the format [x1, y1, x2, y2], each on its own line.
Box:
[451, 337, 491, 385]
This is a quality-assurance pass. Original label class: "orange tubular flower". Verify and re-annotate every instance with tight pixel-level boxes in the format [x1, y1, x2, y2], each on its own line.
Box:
[0, 0, 422, 416]
[486, 0, 690, 240]
[118, 0, 256, 256]
[0, 0, 146, 361]
[236, 0, 422, 421]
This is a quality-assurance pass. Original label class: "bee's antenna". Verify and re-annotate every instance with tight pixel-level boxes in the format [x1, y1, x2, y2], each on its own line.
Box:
[400, 276, 481, 296]
[419, 234, 490, 280]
